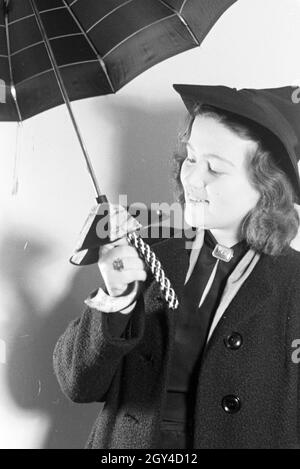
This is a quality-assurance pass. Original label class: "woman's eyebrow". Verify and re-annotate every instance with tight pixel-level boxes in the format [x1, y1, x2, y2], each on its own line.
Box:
[186, 142, 235, 167]
[205, 153, 235, 168]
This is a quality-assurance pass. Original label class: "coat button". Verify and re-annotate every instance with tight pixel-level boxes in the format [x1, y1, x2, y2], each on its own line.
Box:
[222, 395, 241, 414]
[224, 332, 243, 350]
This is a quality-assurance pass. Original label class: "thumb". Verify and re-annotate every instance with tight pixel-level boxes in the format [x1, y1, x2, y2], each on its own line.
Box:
[99, 235, 129, 257]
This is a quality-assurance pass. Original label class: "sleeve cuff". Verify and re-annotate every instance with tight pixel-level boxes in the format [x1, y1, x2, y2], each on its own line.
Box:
[84, 281, 139, 313]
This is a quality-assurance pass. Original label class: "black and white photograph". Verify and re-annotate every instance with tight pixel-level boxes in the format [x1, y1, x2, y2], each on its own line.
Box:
[0, 0, 300, 451]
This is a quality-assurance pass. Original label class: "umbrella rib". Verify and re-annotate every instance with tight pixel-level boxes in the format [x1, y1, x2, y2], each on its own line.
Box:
[179, 0, 189, 14]
[86, 0, 135, 33]
[11, 40, 44, 57]
[15, 60, 99, 88]
[157, 0, 199, 46]
[102, 14, 177, 59]
[11, 33, 84, 58]
[62, 0, 115, 94]
[7, 6, 66, 26]
[16, 68, 54, 87]
[50, 32, 82, 41]
[8, 13, 35, 26]
[59, 59, 99, 69]
[4, 0, 22, 121]
[38, 6, 66, 14]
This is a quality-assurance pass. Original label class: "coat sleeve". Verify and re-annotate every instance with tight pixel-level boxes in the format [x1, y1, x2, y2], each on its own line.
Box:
[53, 294, 146, 404]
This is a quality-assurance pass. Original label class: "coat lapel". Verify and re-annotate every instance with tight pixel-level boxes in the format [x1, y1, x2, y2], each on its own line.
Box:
[211, 252, 275, 324]
[152, 233, 275, 337]
[150, 230, 192, 307]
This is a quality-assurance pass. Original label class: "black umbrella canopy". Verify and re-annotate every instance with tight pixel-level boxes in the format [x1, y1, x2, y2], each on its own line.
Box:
[0, 0, 238, 121]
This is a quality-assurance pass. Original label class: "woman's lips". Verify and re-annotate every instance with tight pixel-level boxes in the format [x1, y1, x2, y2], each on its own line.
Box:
[188, 197, 209, 204]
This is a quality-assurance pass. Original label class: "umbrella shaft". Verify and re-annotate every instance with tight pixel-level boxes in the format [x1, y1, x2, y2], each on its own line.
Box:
[4, 0, 22, 121]
[29, 0, 102, 200]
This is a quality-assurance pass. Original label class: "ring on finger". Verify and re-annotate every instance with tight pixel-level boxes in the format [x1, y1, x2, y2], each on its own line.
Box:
[112, 257, 125, 272]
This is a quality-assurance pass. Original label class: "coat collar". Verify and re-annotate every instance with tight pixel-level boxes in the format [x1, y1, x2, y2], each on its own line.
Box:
[152, 229, 275, 329]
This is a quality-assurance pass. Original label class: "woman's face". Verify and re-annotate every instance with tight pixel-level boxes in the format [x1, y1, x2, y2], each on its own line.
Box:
[180, 115, 260, 236]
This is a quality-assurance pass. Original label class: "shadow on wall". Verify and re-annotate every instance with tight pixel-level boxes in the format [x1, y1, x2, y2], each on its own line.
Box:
[3, 104, 183, 448]
[93, 99, 184, 205]
[3, 232, 102, 449]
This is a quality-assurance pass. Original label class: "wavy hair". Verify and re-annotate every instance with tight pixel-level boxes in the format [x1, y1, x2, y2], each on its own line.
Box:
[172, 104, 299, 256]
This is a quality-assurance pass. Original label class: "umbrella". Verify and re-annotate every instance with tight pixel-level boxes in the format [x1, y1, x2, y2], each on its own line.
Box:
[0, 0, 238, 308]
[0, 0, 238, 120]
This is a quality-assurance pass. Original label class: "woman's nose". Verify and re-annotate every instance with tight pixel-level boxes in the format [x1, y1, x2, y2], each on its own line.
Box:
[186, 162, 210, 187]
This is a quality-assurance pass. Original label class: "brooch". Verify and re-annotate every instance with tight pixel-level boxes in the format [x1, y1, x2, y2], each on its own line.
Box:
[212, 244, 234, 262]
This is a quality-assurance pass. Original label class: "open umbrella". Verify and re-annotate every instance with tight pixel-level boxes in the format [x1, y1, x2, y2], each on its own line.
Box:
[0, 0, 238, 309]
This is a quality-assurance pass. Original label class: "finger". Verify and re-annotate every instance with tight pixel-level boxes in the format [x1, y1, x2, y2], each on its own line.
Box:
[117, 270, 148, 284]
[110, 236, 129, 246]
[110, 283, 128, 294]
[110, 279, 141, 297]
[99, 237, 129, 256]
[110, 237, 130, 248]
[109, 245, 142, 259]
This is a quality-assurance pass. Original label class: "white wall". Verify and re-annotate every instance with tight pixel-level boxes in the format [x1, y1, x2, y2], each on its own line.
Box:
[1, 0, 300, 448]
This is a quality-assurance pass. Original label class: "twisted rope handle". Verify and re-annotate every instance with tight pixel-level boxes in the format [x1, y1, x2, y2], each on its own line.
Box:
[126, 231, 179, 310]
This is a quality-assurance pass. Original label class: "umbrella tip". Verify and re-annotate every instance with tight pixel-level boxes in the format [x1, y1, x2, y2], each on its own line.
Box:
[11, 180, 19, 197]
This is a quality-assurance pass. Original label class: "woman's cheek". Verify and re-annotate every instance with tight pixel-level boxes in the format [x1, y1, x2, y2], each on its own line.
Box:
[214, 177, 235, 198]
[207, 180, 226, 204]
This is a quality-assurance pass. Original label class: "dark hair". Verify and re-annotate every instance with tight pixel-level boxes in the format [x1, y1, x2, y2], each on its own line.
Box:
[172, 104, 300, 256]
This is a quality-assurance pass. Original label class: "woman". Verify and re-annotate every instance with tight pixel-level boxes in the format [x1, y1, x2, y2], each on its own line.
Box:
[53, 84, 300, 449]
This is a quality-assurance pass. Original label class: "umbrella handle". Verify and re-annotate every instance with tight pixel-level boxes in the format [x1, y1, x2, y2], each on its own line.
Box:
[70, 196, 179, 310]
[70, 232, 179, 310]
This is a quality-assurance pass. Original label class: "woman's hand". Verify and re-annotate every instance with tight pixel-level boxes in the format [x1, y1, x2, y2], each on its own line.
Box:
[98, 237, 148, 298]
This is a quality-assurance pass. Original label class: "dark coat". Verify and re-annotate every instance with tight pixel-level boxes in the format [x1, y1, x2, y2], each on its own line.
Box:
[53, 234, 300, 449]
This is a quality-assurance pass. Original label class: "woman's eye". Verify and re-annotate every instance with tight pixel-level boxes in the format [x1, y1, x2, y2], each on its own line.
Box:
[184, 157, 223, 174]
[208, 164, 221, 174]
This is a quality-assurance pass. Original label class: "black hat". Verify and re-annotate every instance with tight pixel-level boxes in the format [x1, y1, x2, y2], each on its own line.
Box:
[173, 84, 300, 204]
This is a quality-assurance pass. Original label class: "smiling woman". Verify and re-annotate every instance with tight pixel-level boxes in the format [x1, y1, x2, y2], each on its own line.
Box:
[53, 83, 300, 449]
[174, 103, 299, 255]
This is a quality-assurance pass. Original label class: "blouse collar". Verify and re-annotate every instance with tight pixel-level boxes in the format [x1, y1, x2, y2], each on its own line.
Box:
[184, 228, 250, 285]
